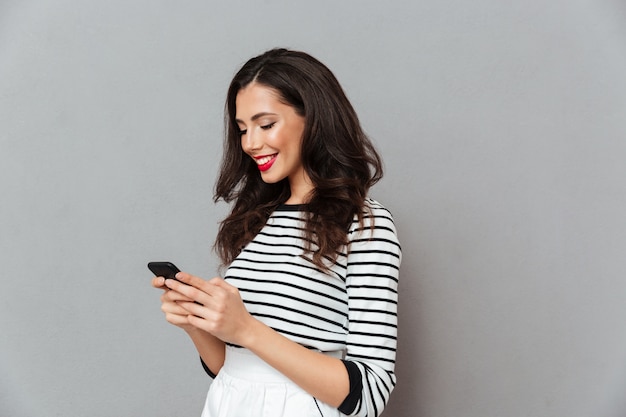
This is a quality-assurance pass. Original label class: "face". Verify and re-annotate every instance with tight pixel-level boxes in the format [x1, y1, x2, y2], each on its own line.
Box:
[236, 83, 312, 202]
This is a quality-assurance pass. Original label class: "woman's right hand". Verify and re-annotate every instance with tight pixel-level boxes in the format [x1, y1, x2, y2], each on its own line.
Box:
[152, 276, 196, 331]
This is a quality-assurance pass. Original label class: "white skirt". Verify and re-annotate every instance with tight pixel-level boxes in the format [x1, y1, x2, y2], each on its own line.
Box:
[201, 346, 342, 417]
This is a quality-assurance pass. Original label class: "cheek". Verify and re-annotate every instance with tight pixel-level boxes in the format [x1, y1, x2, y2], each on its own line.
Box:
[265, 130, 285, 149]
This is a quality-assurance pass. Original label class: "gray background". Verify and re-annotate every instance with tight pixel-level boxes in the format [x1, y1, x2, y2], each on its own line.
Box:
[1, 1, 625, 416]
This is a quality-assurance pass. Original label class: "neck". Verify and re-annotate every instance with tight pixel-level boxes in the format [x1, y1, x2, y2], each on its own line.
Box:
[287, 173, 314, 204]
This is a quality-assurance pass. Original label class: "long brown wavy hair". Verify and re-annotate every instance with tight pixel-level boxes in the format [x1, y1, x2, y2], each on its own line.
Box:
[214, 48, 383, 271]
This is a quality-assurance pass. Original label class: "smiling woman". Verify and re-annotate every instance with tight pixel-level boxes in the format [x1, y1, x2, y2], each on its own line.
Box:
[152, 48, 401, 417]
[235, 84, 311, 201]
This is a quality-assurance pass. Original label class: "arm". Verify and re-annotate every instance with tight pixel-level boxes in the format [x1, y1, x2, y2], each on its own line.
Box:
[238, 313, 351, 407]
[341, 203, 401, 416]
[165, 274, 351, 407]
[186, 327, 225, 378]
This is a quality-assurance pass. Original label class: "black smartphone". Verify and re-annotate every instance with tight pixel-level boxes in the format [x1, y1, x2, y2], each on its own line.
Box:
[147, 261, 181, 280]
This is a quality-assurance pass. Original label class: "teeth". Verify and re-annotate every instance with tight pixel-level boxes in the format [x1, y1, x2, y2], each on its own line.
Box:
[256, 154, 276, 165]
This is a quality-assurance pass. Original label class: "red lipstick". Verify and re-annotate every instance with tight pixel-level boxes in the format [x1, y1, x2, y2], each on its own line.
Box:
[255, 154, 277, 172]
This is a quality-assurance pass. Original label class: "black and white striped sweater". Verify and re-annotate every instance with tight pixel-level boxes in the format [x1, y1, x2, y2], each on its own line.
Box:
[221, 198, 401, 417]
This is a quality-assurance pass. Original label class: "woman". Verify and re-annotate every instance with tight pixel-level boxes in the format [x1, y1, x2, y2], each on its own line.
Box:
[152, 48, 401, 417]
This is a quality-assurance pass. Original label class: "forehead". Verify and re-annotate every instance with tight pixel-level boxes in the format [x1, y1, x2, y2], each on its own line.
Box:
[235, 83, 286, 117]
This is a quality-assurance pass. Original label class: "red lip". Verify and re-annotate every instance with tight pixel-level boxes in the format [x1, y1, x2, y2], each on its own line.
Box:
[255, 154, 277, 172]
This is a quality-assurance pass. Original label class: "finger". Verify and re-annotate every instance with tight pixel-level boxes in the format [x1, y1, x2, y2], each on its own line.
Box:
[186, 313, 213, 334]
[165, 274, 213, 305]
[173, 272, 220, 293]
[208, 277, 238, 294]
[173, 273, 231, 301]
[164, 312, 191, 327]
[151, 276, 166, 289]
[161, 301, 192, 316]
[160, 290, 185, 306]
[178, 301, 209, 318]
[185, 311, 234, 343]
[161, 289, 194, 303]
[162, 297, 196, 315]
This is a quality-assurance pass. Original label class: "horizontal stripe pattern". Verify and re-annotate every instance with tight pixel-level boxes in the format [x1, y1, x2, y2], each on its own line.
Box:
[224, 199, 401, 417]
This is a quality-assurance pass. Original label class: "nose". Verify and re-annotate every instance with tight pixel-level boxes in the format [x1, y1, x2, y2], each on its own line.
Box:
[241, 128, 261, 154]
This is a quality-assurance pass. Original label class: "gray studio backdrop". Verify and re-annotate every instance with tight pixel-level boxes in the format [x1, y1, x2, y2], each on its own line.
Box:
[1, 1, 625, 416]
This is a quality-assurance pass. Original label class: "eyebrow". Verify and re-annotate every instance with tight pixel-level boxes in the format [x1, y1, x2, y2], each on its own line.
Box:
[235, 112, 278, 124]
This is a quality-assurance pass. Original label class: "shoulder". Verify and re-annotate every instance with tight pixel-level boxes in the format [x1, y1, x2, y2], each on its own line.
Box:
[348, 198, 400, 243]
[354, 198, 397, 228]
[363, 198, 395, 220]
[347, 198, 402, 267]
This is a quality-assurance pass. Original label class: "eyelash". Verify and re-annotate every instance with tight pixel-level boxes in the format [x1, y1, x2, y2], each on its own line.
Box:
[238, 122, 275, 136]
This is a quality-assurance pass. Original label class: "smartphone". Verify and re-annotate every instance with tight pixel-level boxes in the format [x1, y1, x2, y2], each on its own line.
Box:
[147, 261, 181, 280]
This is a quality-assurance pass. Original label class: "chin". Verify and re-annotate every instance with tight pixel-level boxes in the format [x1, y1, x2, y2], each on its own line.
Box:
[259, 173, 284, 184]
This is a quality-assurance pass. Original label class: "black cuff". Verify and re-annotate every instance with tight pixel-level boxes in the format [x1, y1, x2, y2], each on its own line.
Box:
[200, 356, 217, 379]
[338, 360, 362, 414]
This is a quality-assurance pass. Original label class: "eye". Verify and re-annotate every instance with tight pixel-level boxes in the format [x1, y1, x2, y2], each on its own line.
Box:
[261, 122, 276, 130]
[238, 129, 247, 136]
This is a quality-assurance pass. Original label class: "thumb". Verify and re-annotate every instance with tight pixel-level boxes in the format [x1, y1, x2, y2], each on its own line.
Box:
[152, 276, 166, 289]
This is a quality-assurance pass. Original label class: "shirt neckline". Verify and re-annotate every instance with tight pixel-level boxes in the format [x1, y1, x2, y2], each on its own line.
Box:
[275, 203, 307, 212]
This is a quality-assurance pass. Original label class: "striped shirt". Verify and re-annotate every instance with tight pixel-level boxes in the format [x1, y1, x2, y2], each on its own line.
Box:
[223, 198, 401, 417]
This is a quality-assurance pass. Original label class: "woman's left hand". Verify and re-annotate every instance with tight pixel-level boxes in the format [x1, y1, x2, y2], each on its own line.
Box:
[164, 272, 257, 347]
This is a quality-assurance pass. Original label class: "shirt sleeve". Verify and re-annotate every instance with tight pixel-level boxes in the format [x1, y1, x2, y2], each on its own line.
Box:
[339, 201, 401, 417]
